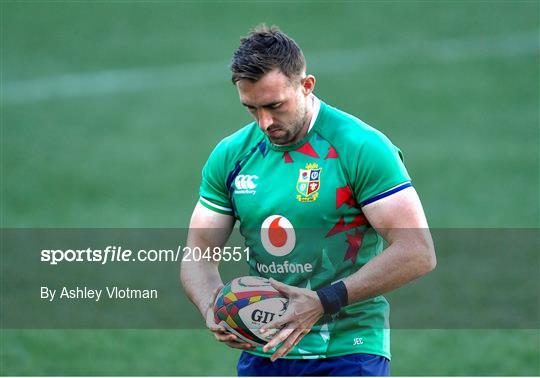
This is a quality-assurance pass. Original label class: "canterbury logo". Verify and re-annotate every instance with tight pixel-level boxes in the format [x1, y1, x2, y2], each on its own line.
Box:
[234, 175, 258, 191]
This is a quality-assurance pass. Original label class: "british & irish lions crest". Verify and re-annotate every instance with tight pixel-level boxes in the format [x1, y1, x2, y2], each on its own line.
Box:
[296, 163, 321, 202]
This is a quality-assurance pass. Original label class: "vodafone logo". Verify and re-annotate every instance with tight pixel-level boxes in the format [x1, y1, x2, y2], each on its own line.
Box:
[260, 215, 296, 256]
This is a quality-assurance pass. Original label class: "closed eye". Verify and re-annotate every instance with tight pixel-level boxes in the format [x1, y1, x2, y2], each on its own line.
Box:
[269, 103, 282, 109]
[242, 102, 282, 111]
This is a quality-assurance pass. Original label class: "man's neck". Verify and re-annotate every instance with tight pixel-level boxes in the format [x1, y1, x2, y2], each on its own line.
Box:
[288, 94, 317, 145]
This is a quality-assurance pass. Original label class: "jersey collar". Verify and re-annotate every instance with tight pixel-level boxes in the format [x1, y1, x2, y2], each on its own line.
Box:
[307, 95, 321, 133]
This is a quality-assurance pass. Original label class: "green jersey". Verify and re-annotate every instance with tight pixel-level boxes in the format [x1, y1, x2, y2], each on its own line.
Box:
[199, 99, 410, 360]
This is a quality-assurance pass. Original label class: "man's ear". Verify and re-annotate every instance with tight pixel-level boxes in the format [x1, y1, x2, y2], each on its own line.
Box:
[301, 75, 316, 95]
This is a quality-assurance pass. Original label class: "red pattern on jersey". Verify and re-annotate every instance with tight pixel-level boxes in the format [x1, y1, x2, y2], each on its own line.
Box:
[325, 146, 339, 159]
[344, 231, 364, 262]
[283, 151, 293, 163]
[295, 141, 319, 158]
[325, 214, 368, 237]
[336, 185, 358, 208]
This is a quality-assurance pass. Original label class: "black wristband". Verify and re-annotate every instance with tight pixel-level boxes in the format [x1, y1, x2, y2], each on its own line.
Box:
[316, 281, 348, 315]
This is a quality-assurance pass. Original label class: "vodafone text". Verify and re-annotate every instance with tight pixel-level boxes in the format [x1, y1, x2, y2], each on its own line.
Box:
[256, 260, 313, 274]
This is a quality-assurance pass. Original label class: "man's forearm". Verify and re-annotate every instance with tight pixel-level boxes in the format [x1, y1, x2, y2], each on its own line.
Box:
[180, 229, 225, 317]
[180, 204, 235, 317]
[343, 231, 435, 304]
[181, 258, 223, 316]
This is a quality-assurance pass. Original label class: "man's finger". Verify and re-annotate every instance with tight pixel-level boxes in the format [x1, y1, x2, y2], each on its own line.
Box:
[269, 278, 293, 296]
[213, 284, 224, 295]
[224, 341, 256, 350]
[214, 332, 257, 351]
[207, 321, 226, 333]
[213, 332, 238, 343]
[207, 285, 224, 315]
[270, 328, 305, 362]
[262, 324, 295, 353]
[260, 311, 293, 335]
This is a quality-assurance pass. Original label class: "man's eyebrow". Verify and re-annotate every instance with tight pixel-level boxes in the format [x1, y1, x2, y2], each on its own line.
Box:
[241, 101, 282, 108]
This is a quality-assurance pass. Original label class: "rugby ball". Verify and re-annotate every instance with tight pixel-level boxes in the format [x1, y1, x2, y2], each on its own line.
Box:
[213, 276, 288, 346]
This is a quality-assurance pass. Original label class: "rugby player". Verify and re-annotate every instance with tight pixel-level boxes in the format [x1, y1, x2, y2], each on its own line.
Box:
[181, 25, 436, 376]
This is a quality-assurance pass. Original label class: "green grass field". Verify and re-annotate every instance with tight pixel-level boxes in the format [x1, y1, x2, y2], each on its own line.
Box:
[2, 1, 539, 375]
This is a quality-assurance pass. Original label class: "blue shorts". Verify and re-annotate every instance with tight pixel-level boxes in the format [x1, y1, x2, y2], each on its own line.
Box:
[237, 351, 390, 376]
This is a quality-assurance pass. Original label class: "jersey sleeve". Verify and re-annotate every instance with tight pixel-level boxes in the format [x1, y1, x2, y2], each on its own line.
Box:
[199, 141, 234, 216]
[352, 131, 411, 206]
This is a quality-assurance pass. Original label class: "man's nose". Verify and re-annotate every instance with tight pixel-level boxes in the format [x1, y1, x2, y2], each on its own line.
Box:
[257, 109, 273, 130]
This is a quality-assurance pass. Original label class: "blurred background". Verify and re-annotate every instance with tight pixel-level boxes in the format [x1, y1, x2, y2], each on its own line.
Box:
[2, 0, 539, 375]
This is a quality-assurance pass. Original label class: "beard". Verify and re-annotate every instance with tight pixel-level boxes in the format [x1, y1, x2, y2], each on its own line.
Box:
[266, 99, 308, 145]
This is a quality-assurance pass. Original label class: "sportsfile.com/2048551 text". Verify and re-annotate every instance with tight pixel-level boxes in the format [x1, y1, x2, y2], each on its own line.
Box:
[40, 245, 250, 265]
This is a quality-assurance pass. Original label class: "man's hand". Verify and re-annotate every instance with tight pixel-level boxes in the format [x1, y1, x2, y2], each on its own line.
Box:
[260, 278, 324, 361]
[205, 285, 255, 351]
[181, 203, 251, 350]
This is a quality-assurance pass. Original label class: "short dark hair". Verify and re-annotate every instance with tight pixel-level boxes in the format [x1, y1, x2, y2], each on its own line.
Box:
[230, 24, 306, 84]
